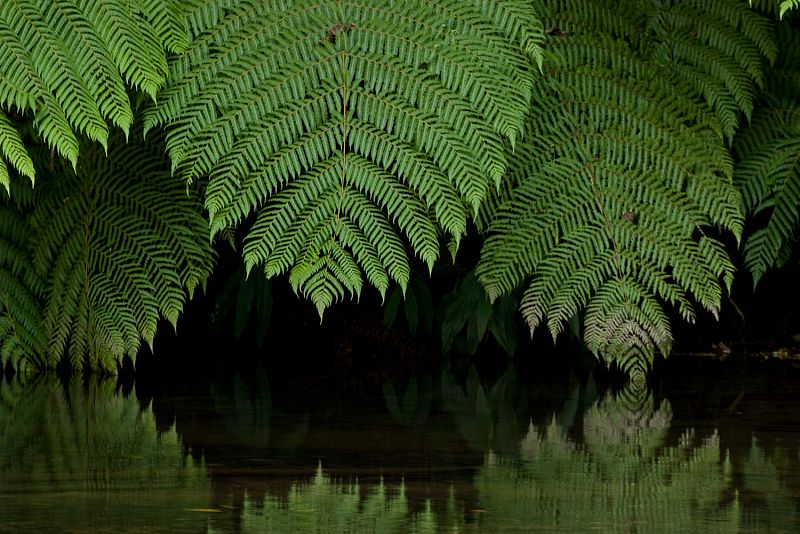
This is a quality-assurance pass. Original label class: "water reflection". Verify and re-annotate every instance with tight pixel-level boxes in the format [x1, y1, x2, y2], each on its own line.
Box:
[0, 376, 210, 532]
[1, 364, 799, 533]
[475, 385, 739, 532]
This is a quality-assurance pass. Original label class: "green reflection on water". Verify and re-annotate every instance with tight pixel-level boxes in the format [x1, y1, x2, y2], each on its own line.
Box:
[474, 384, 741, 533]
[225, 466, 467, 534]
[0, 376, 211, 532]
[230, 467, 409, 533]
[1, 372, 798, 533]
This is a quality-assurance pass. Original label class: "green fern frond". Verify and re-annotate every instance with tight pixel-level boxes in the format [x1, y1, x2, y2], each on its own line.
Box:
[779, 0, 800, 17]
[477, 2, 743, 373]
[29, 131, 214, 372]
[0, 188, 46, 372]
[647, 0, 775, 139]
[148, 0, 542, 313]
[0, 112, 34, 192]
[0, 0, 185, 173]
[734, 24, 800, 285]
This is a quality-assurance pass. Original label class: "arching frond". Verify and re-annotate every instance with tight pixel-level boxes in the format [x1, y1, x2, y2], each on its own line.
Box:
[147, 0, 543, 314]
[0, 186, 45, 372]
[734, 23, 800, 285]
[0, 0, 186, 174]
[477, 1, 745, 374]
[0, 113, 34, 192]
[29, 131, 214, 372]
[779, 0, 800, 17]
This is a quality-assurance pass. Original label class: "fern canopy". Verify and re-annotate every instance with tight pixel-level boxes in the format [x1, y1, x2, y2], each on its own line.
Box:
[0, 132, 215, 373]
[0, 0, 186, 185]
[146, 0, 544, 317]
[476, 0, 766, 375]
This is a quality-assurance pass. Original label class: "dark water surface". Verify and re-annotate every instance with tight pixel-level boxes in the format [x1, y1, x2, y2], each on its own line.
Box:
[1, 357, 799, 533]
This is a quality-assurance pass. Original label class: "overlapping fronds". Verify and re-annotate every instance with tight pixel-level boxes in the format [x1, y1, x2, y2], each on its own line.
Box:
[0, 186, 45, 372]
[146, 0, 543, 317]
[646, 0, 776, 140]
[477, 1, 754, 374]
[28, 131, 214, 372]
[0, 0, 186, 176]
[734, 23, 800, 285]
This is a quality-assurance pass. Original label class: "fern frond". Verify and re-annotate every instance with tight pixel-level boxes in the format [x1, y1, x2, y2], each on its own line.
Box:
[734, 24, 800, 285]
[29, 131, 214, 372]
[647, 0, 775, 139]
[0, 0, 185, 173]
[0, 112, 34, 192]
[0, 188, 45, 372]
[149, 0, 542, 313]
[779, 0, 800, 18]
[477, 2, 743, 374]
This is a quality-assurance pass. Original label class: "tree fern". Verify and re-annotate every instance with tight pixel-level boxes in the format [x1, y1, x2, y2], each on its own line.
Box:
[145, 0, 544, 317]
[734, 23, 800, 285]
[0, 0, 186, 176]
[477, 0, 768, 375]
[28, 131, 214, 372]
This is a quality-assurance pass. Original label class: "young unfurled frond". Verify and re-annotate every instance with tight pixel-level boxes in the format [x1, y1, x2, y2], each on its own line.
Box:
[29, 131, 214, 372]
[147, 0, 544, 316]
[477, 1, 747, 374]
[0, 0, 186, 173]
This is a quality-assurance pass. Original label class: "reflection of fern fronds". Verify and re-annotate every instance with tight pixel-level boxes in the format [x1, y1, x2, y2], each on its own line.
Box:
[0, 376, 211, 531]
[476, 387, 739, 533]
[477, 0, 763, 376]
[582, 383, 671, 459]
[147, 0, 543, 316]
[741, 438, 800, 531]
[29, 132, 214, 371]
[0, 0, 185, 180]
[734, 23, 800, 285]
[238, 465, 410, 533]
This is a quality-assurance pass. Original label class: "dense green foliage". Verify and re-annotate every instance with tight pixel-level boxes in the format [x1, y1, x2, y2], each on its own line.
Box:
[0, 0, 799, 375]
[0, 0, 186, 186]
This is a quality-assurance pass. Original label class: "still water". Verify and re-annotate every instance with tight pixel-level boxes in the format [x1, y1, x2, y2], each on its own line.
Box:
[1, 359, 798, 533]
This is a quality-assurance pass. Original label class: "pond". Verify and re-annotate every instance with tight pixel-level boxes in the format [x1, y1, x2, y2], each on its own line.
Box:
[1, 357, 799, 533]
